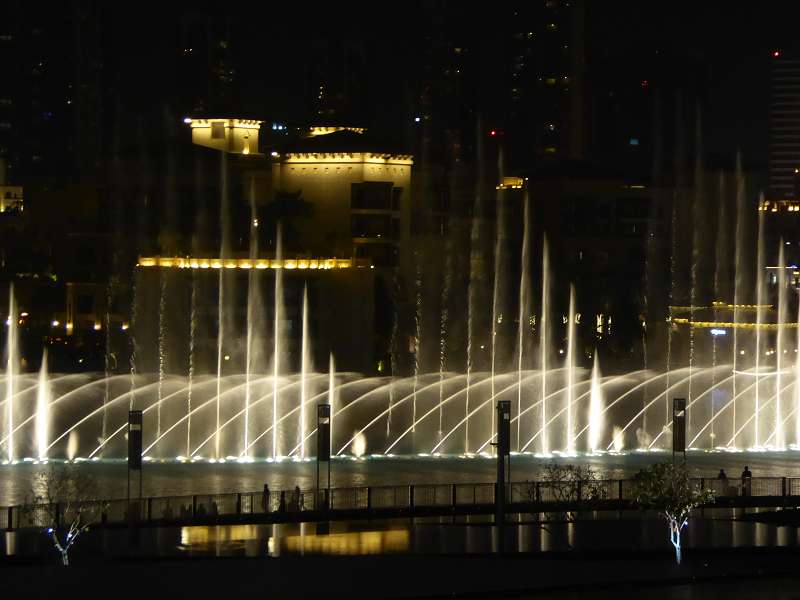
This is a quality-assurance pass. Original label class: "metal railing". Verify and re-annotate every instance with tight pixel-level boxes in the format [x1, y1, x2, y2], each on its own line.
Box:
[2, 476, 796, 532]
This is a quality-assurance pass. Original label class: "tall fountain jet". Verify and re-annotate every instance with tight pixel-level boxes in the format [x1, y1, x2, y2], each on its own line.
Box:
[565, 284, 577, 455]
[775, 241, 787, 449]
[490, 150, 506, 454]
[36, 348, 50, 461]
[273, 224, 284, 459]
[540, 237, 550, 455]
[187, 274, 196, 458]
[754, 196, 766, 448]
[157, 271, 167, 440]
[6, 283, 17, 463]
[5, 284, 15, 463]
[412, 255, 422, 436]
[328, 352, 336, 455]
[588, 352, 604, 453]
[516, 192, 531, 451]
[243, 177, 261, 460]
[215, 153, 230, 460]
[731, 151, 746, 444]
[300, 284, 310, 459]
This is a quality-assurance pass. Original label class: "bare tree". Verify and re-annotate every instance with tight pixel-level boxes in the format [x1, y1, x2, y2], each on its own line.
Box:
[24, 465, 106, 566]
[521, 464, 607, 523]
[632, 461, 714, 565]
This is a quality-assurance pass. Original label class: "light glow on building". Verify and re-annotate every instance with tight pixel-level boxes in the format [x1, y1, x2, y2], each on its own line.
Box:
[188, 118, 263, 155]
[496, 176, 524, 190]
[137, 256, 372, 270]
[283, 152, 413, 166]
[306, 126, 366, 137]
[672, 318, 798, 330]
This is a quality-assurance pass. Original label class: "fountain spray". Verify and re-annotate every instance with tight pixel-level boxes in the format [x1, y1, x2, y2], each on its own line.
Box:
[540, 237, 549, 455]
[300, 284, 310, 459]
[754, 196, 766, 448]
[566, 284, 576, 455]
[775, 241, 786, 449]
[36, 348, 49, 460]
[516, 192, 531, 451]
[273, 223, 284, 459]
[5, 284, 15, 463]
[588, 352, 604, 453]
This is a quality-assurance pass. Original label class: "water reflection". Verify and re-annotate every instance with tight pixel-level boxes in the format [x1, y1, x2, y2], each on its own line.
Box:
[276, 529, 409, 556]
[5, 516, 800, 559]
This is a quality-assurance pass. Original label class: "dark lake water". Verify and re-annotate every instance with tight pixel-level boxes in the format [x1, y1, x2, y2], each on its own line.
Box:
[2, 450, 798, 505]
[4, 515, 800, 560]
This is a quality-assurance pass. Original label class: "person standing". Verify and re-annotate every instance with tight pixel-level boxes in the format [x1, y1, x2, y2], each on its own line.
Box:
[261, 484, 271, 512]
[741, 466, 752, 497]
[717, 469, 729, 496]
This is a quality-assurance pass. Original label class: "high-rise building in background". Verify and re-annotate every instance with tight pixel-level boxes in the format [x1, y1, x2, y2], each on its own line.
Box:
[177, 10, 237, 117]
[412, 0, 586, 173]
[0, 2, 107, 191]
[498, 0, 585, 165]
[769, 50, 800, 201]
[761, 50, 800, 267]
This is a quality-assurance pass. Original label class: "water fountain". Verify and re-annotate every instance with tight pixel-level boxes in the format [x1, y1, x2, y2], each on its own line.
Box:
[3, 129, 799, 468]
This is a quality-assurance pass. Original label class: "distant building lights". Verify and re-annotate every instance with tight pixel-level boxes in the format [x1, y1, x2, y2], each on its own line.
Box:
[270, 151, 279, 157]
[93, 323, 102, 331]
[774, 50, 781, 58]
[641, 80, 648, 88]
[629, 138, 640, 146]
[414, 116, 421, 123]
[710, 328, 727, 336]
[51, 320, 60, 327]
[20, 312, 28, 317]
[121, 323, 129, 331]
[489, 130, 497, 136]
[183, 117, 192, 124]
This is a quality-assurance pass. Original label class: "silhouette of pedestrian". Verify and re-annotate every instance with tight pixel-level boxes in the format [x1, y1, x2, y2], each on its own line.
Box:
[261, 484, 271, 513]
[289, 486, 300, 512]
[718, 469, 729, 496]
[741, 466, 752, 497]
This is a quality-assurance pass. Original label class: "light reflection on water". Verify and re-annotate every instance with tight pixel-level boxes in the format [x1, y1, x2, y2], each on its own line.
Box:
[4, 517, 800, 559]
[5, 452, 800, 505]
[276, 529, 410, 556]
[163, 519, 800, 557]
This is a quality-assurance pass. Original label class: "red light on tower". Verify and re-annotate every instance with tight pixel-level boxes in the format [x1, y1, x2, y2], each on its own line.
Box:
[641, 79, 649, 88]
[490, 129, 497, 137]
[774, 50, 781, 58]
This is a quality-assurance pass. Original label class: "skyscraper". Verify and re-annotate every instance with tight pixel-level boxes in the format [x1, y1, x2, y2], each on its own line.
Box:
[769, 50, 800, 200]
[499, 0, 585, 165]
